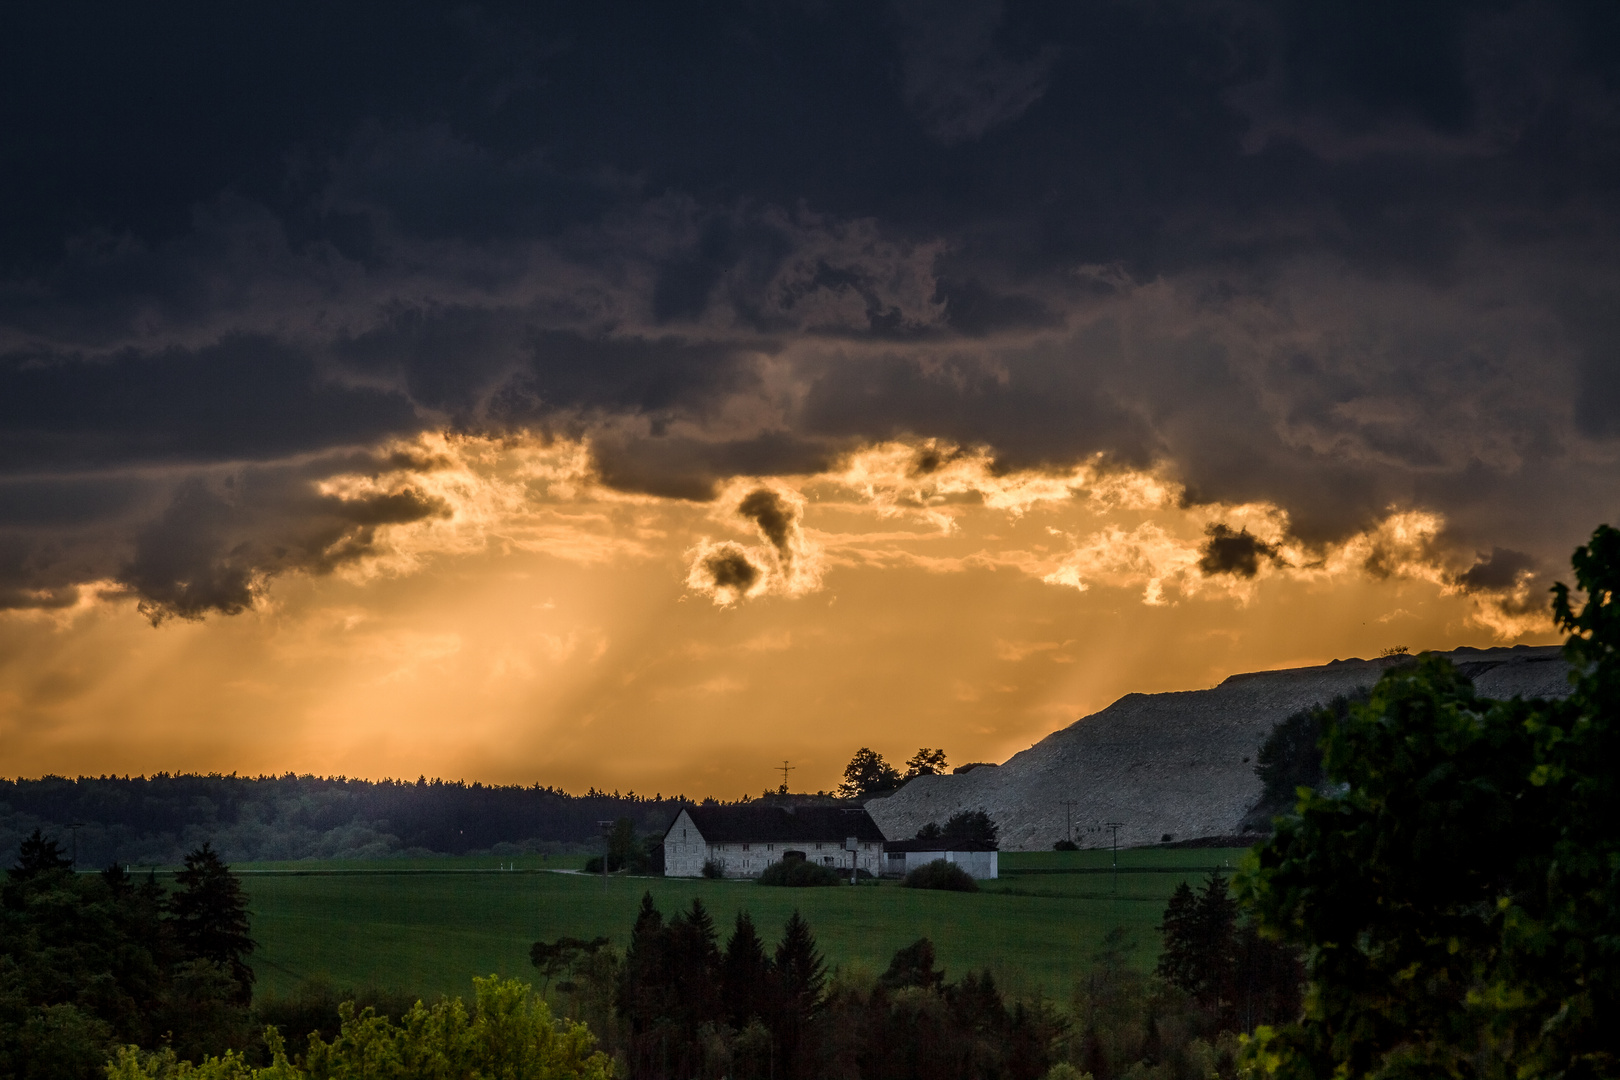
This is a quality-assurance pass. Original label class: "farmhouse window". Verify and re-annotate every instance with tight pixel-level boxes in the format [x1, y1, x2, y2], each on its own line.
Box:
[743, 843, 750, 851]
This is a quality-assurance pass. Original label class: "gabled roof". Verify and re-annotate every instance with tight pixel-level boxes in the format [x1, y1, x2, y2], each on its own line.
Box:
[667, 804, 886, 844]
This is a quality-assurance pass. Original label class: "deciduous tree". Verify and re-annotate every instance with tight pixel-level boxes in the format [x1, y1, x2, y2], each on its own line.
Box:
[836, 748, 901, 799]
[1239, 525, 1620, 1079]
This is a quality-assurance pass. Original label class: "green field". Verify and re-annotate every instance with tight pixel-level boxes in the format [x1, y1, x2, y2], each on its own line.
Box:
[242, 848, 1253, 1003]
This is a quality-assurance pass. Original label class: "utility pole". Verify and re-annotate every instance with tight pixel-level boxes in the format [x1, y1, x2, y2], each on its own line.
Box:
[777, 760, 796, 795]
[1104, 822, 1124, 892]
[66, 822, 85, 871]
[1060, 801, 1078, 846]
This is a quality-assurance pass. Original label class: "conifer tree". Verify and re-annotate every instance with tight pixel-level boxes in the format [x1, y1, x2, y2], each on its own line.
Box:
[1192, 872, 1237, 1015]
[10, 828, 72, 880]
[771, 910, 825, 1075]
[721, 911, 772, 1029]
[168, 842, 256, 1003]
[1156, 881, 1199, 993]
[773, 910, 825, 1008]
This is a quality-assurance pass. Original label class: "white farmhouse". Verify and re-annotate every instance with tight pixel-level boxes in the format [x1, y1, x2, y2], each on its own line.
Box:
[663, 804, 887, 879]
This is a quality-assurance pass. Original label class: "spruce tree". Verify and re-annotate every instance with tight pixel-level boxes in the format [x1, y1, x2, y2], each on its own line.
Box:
[168, 842, 256, 1003]
[1193, 872, 1237, 1016]
[722, 911, 772, 1029]
[774, 910, 825, 1007]
[771, 910, 825, 1074]
[9, 828, 72, 880]
[1156, 880, 1199, 993]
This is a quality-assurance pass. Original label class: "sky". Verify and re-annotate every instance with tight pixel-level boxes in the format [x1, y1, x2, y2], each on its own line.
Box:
[2, 1, 1616, 797]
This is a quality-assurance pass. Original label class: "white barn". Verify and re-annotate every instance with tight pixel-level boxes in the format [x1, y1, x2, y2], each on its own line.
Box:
[664, 804, 887, 879]
[880, 838, 999, 879]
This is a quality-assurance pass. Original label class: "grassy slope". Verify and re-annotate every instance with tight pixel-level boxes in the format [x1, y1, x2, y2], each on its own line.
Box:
[245, 848, 1251, 1003]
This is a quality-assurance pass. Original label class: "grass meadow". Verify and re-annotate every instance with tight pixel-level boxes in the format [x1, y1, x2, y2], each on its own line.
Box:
[240, 848, 1252, 1003]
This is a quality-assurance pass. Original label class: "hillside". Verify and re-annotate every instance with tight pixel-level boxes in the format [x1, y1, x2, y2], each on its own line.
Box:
[866, 646, 1571, 851]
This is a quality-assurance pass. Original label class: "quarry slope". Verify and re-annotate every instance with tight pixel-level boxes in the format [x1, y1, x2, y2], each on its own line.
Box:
[866, 646, 1571, 851]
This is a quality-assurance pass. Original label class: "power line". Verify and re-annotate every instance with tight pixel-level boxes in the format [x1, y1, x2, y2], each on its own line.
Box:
[1060, 800, 1079, 845]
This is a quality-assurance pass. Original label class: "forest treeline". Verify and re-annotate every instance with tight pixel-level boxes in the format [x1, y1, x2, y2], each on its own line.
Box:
[0, 773, 694, 866]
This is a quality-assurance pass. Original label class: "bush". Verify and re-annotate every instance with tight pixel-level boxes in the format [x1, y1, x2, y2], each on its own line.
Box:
[701, 859, 724, 879]
[253, 979, 419, 1063]
[108, 977, 613, 1080]
[902, 859, 978, 892]
[757, 858, 844, 887]
[1054, 838, 1079, 851]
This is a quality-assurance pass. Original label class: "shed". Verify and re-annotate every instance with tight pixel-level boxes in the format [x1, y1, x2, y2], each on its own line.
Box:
[881, 837, 999, 879]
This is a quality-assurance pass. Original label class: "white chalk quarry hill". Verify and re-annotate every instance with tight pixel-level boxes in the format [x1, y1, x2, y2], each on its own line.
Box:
[866, 646, 1572, 852]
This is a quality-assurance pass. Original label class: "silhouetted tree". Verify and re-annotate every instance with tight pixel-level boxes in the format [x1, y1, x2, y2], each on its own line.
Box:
[1156, 880, 1199, 990]
[168, 843, 255, 1004]
[9, 828, 71, 880]
[531, 935, 611, 996]
[836, 748, 901, 798]
[771, 910, 824, 1075]
[721, 912, 772, 1030]
[879, 938, 947, 992]
[618, 893, 673, 1076]
[903, 748, 948, 779]
[941, 808, 998, 845]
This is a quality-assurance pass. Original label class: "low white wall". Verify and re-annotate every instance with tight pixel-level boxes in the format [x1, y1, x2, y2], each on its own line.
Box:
[891, 849, 998, 879]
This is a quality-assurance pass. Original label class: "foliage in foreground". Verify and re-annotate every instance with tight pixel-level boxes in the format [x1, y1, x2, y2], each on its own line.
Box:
[1, 842, 257, 1079]
[1240, 523, 1620, 1080]
[105, 977, 613, 1080]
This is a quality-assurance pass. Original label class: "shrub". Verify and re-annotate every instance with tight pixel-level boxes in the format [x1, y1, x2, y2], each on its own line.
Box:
[107, 977, 612, 1080]
[1054, 838, 1079, 851]
[701, 859, 724, 879]
[757, 858, 843, 887]
[902, 859, 978, 892]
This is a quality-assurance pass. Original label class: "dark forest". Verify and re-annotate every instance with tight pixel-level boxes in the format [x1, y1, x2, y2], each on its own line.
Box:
[0, 774, 691, 866]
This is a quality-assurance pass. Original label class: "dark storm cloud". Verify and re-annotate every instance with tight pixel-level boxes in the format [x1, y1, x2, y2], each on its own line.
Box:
[1198, 524, 1286, 579]
[1457, 547, 1538, 591]
[697, 546, 762, 595]
[122, 470, 450, 624]
[893, 0, 1061, 146]
[0, 338, 419, 470]
[5, 1, 1620, 617]
[737, 489, 797, 570]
